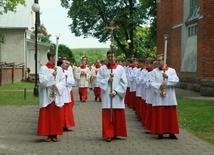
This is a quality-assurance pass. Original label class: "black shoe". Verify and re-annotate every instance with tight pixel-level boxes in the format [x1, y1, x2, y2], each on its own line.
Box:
[51, 135, 58, 142]
[158, 134, 163, 139]
[63, 127, 72, 131]
[79, 96, 82, 101]
[144, 131, 151, 134]
[99, 98, 102, 102]
[46, 136, 51, 142]
[113, 136, 119, 140]
[106, 137, 112, 142]
[169, 134, 178, 140]
[95, 96, 97, 101]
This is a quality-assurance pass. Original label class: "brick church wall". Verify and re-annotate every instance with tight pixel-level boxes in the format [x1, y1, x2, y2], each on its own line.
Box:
[157, 0, 214, 96]
[200, 0, 214, 96]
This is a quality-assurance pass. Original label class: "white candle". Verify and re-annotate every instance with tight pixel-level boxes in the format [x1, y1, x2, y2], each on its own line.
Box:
[55, 34, 60, 66]
[163, 34, 169, 68]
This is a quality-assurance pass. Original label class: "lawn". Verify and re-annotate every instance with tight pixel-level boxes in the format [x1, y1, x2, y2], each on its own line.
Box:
[0, 81, 39, 106]
[0, 82, 213, 143]
[177, 97, 214, 143]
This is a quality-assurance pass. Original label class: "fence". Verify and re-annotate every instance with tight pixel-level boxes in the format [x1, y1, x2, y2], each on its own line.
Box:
[0, 65, 25, 86]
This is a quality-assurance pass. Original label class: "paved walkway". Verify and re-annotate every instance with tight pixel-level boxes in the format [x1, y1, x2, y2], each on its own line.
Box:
[175, 88, 214, 100]
[0, 88, 213, 155]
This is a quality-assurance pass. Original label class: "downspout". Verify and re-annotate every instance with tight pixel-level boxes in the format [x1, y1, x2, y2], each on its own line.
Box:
[24, 30, 27, 79]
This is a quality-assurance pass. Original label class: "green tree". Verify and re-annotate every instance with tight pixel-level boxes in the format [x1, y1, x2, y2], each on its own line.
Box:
[40, 34, 52, 44]
[0, 0, 25, 14]
[72, 48, 108, 65]
[140, 0, 157, 44]
[133, 26, 156, 58]
[114, 26, 156, 60]
[61, 0, 147, 58]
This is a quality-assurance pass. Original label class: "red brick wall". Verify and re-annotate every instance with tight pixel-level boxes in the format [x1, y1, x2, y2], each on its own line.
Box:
[169, 0, 183, 72]
[157, 0, 183, 71]
[156, 1, 173, 55]
[169, 28, 181, 72]
[197, 12, 203, 79]
[201, 0, 214, 79]
[172, 0, 183, 25]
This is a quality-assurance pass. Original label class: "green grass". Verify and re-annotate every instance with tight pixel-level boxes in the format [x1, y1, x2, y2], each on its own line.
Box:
[177, 97, 214, 143]
[0, 82, 39, 106]
[0, 81, 35, 90]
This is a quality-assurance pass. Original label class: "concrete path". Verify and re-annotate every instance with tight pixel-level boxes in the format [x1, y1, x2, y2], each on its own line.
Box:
[0, 87, 213, 155]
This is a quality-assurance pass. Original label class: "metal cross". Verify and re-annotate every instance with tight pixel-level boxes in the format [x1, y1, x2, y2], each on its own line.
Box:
[106, 21, 119, 48]
[105, 21, 119, 123]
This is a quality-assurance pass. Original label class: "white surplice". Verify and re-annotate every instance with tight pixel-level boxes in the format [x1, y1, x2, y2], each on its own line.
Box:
[67, 66, 75, 90]
[97, 64, 128, 109]
[39, 66, 66, 108]
[62, 69, 75, 103]
[91, 66, 101, 88]
[75, 66, 91, 87]
[150, 67, 179, 106]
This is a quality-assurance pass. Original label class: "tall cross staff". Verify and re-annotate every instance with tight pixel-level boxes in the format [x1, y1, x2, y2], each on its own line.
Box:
[106, 21, 119, 123]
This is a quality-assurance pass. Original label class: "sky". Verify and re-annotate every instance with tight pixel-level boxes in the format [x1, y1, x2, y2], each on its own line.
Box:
[39, 0, 110, 49]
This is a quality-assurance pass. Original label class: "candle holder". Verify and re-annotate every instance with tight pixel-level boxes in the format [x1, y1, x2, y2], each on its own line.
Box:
[50, 67, 57, 97]
[160, 34, 169, 97]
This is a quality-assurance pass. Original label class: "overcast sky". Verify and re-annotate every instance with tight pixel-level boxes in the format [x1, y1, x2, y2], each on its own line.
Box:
[39, 0, 110, 49]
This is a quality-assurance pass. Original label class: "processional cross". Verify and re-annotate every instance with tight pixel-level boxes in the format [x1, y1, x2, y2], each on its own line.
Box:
[105, 21, 119, 122]
[105, 21, 119, 50]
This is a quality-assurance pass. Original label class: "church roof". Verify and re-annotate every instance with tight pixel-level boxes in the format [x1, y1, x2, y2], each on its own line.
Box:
[0, 0, 34, 29]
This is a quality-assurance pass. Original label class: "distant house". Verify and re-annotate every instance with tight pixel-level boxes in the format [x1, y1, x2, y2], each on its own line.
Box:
[0, 0, 50, 75]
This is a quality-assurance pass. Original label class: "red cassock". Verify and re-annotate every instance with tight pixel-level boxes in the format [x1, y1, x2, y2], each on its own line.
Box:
[62, 102, 75, 128]
[62, 91, 76, 128]
[102, 109, 127, 138]
[135, 97, 142, 120]
[144, 104, 152, 131]
[124, 87, 130, 105]
[79, 87, 88, 101]
[140, 99, 146, 126]
[37, 101, 63, 136]
[70, 91, 75, 108]
[151, 106, 179, 135]
[128, 91, 135, 109]
[94, 87, 101, 99]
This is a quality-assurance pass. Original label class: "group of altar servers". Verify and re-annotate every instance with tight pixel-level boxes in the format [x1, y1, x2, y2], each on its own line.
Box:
[36, 52, 105, 142]
[37, 52, 76, 142]
[124, 54, 179, 139]
[74, 56, 102, 102]
[36, 51, 179, 142]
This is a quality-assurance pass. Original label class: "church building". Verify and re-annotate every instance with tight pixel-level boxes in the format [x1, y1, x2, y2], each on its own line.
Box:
[156, 0, 214, 96]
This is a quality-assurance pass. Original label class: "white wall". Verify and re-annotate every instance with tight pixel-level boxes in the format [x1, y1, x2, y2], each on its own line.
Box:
[27, 41, 50, 74]
[181, 0, 197, 72]
[0, 29, 25, 64]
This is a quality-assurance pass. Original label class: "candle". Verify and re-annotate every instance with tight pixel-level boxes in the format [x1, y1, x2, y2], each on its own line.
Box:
[55, 34, 60, 66]
[163, 34, 169, 68]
